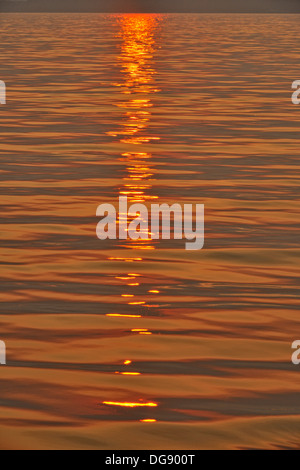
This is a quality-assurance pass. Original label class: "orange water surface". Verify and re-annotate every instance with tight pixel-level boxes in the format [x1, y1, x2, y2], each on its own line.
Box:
[0, 13, 300, 449]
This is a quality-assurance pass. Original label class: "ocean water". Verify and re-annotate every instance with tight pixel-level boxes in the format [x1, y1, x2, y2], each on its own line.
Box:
[0, 12, 300, 449]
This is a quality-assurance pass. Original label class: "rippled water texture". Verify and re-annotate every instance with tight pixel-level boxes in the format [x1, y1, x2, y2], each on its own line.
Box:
[0, 13, 300, 449]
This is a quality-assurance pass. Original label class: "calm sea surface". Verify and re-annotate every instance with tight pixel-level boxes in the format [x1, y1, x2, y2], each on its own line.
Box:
[0, 13, 300, 449]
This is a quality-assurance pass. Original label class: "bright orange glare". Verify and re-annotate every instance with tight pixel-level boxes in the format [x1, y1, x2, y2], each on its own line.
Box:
[119, 372, 141, 376]
[103, 401, 158, 408]
[106, 314, 142, 318]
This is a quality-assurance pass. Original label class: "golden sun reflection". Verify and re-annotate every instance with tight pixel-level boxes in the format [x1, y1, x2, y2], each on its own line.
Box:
[103, 402, 158, 408]
[113, 14, 161, 213]
[105, 15, 162, 421]
[106, 313, 142, 318]
[115, 372, 141, 376]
